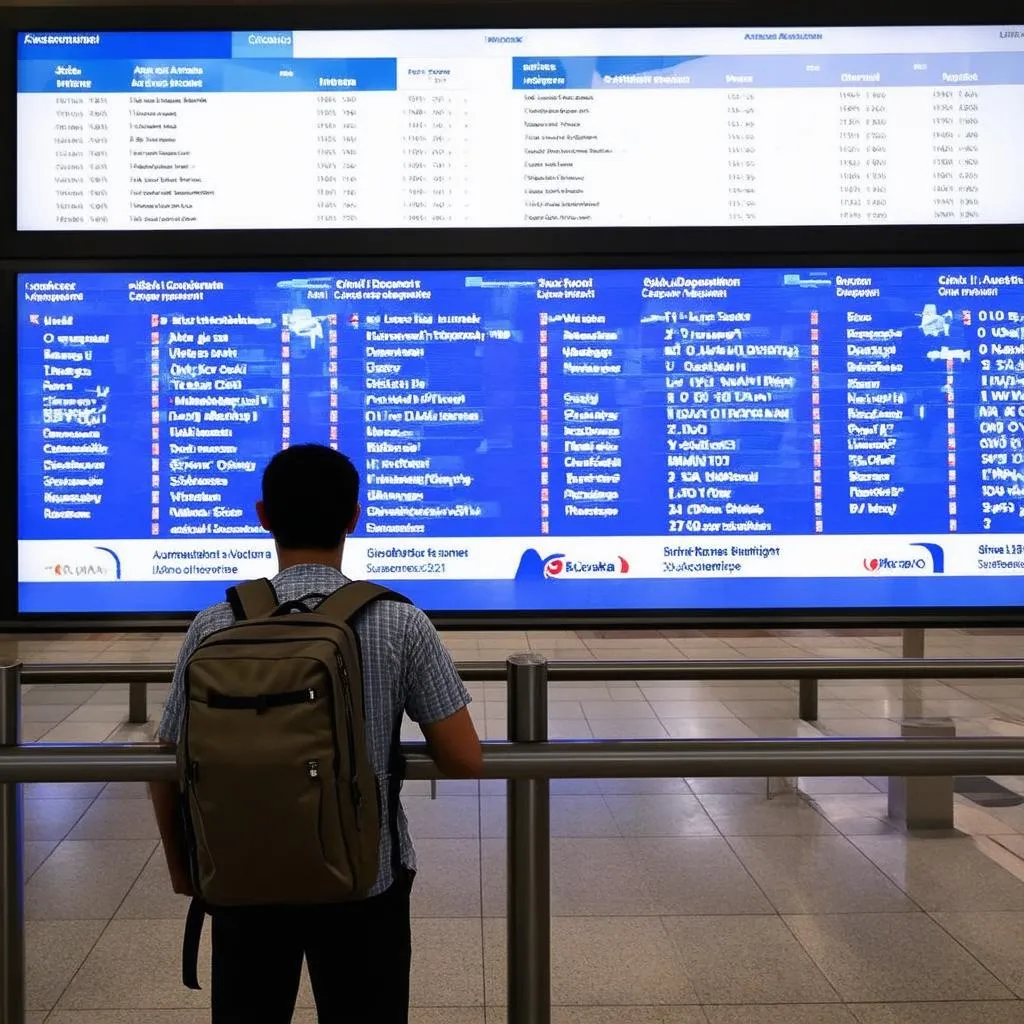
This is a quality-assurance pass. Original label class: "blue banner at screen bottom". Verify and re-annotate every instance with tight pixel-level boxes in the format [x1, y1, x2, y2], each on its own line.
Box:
[17, 576, 1020, 615]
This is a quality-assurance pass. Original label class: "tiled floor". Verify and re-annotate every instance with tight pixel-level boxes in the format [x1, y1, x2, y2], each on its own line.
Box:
[6, 625, 1024, 1022]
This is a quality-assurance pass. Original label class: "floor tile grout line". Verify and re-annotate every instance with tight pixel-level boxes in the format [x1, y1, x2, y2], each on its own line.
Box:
[922, 905, 1024, 998]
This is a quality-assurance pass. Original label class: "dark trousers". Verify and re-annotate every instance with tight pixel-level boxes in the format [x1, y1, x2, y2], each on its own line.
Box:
[210, 876, 412, 1023]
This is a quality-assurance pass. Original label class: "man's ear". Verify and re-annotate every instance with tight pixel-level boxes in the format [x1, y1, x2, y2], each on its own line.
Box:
[346, 502, 361, 535]
[256, 500, 270, 531]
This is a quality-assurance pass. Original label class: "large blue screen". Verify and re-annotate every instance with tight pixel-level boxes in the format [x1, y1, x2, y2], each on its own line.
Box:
[16, 265, 1024, 615]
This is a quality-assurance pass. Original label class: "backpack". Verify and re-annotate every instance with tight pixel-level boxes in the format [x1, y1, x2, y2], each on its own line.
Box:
[178, 577, 409, 989]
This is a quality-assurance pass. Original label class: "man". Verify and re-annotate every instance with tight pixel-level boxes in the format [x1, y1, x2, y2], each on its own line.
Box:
[150, 443, 483, 1022]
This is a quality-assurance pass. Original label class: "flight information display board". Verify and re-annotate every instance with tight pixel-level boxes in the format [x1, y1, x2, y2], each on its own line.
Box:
[15, 25, 1024, 232]
[16, 264, 1024, 616]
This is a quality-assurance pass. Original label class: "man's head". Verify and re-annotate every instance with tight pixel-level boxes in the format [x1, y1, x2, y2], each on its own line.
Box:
[256, 444, 360, 553]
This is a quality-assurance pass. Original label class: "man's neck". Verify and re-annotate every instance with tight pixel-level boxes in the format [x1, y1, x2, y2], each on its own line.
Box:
[275, 547, 344, 573]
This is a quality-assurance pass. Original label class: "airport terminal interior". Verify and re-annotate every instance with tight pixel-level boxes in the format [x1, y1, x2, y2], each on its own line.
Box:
[8, 623, 1024, 1023]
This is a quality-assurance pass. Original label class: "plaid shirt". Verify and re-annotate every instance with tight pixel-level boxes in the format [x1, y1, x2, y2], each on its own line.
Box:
[158, 564, 472, 896]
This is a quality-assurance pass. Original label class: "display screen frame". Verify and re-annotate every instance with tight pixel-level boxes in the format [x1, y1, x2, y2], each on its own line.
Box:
[5, 252, 1024, 631]
[4, 0, 1024, 261]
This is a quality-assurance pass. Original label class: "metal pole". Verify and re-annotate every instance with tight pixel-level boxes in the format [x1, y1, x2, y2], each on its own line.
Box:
[902, 628, 926, 720]
[506, 653, 550, 1024]
[128, 681, 148, 725]
[798, 677, 819, 721]
[0, 664, 25, 1024]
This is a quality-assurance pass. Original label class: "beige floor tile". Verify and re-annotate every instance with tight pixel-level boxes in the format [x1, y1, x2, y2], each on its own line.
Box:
[798, 777, 882, 795]
[411, 838, 482, 917]
[482, 837, 658, 917]
[599, 777, 692, 796]
[26, 919, 106, 1011]
[662, 915, 839, 1004]
[687, 777, 769, 795]
[64, 704, 131, 723]
[722, 700, 804, 719]
[849, 1003, 1024, 1024]
[520, 1011, 707, 1024]
[585, 718, 668, 739]
[582, 699, 658, 719]
[662, 719, 758, 739]
[100, 781, 151, 799]
[67, 798, 160, 841]
[40, 722, 116, 743]
[705, 1007, 856, 1023]
[411, 1012, 485, 1024]
[56, 918, 210, 1009]
[481, 795, 619, 839]
[404, 796, 480, 839]
[484, 916, 698, 1005]
[24, 1014, 47, 1024]
[697, 795, 838, 837]
[47, 1013, 211, 1023]
[649, 700, 737, 719]
[24, 782, 104, 801]
[24, 799, 93, 841]
[21, 703, 78, 722]
[602, 794, 719, 837]
[785, 912, 1015, 1001]
[26, 839, 156, 920]
[116, 848, 189, 920]
[851, 835, 1024, 911]
[627, 838, 774, 916]
[22, 687, 98, 706]
[727, 836, 915, 914]
[931, 912, 1024, 997]
[411, 919, 484, 1006]
[24, 839, 57, 879]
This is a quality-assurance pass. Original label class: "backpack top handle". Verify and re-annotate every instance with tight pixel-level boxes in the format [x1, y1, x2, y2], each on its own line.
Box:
[226, 578, 279, 621]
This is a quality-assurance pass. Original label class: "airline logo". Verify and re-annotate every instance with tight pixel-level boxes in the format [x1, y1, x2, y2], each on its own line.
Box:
[862, 542, 945, 574]
[543, 553, 630, 578]
[43, 546, 122, 581]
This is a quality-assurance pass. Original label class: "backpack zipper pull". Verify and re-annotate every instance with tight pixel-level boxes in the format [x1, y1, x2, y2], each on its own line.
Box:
[307, 760, 320, 780]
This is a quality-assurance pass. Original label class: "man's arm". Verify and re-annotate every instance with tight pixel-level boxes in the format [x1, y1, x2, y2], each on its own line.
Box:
[402, 608, 483, 778]
[148, 617, 204, 896]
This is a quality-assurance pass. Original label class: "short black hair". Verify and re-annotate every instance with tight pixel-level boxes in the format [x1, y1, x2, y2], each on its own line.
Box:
[261, 444, 359, 550]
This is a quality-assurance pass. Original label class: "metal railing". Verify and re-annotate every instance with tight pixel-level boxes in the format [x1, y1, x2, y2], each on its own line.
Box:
[24, 651, 1024, 726]
[5, 655, 1024, 1024]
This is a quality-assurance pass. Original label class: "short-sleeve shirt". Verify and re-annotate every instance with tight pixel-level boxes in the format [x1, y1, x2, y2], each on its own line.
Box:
[158, 564, 471, 896]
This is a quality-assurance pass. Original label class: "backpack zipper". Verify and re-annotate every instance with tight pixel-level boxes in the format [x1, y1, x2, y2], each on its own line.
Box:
[339, 666, 363, 829]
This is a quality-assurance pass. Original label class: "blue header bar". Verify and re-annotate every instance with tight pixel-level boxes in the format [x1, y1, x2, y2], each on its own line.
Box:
[17, 31, 234, 59]
[17, 57, 398, 93]
[512, 52, 1024, 88]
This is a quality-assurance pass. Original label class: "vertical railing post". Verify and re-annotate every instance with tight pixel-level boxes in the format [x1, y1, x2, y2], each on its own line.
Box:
[798, 677, 819, 722]
[128, 681, 148, 725]
[506, 652, 550, 1024]
[902, 628, 926, 719]
[0, 663, 25, 1024]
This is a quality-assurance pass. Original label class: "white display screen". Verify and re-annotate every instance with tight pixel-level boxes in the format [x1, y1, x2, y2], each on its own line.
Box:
[15, 25, 1024, 231]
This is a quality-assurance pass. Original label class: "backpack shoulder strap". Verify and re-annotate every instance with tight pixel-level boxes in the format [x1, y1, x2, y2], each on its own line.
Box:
[225, 578, 279, 621]
[315, 581, 410, 625]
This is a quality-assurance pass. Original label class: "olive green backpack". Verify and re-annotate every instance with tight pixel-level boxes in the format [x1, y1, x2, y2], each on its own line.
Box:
[179, 578, 408, 989]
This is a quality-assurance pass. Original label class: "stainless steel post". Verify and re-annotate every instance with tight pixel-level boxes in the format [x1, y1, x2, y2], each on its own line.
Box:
[0, 664, 25, 1024]
[902, 628, 926, 719]
[798, 677, 819, 721]
[506, 653, 550, 1024]
[128, 681, 147, 725]
[888, 717, 956, 830]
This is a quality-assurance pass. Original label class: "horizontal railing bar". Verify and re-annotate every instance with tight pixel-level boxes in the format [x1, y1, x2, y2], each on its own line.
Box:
[22, 657, 1024, 687]
[1, 738, 1023, 784]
